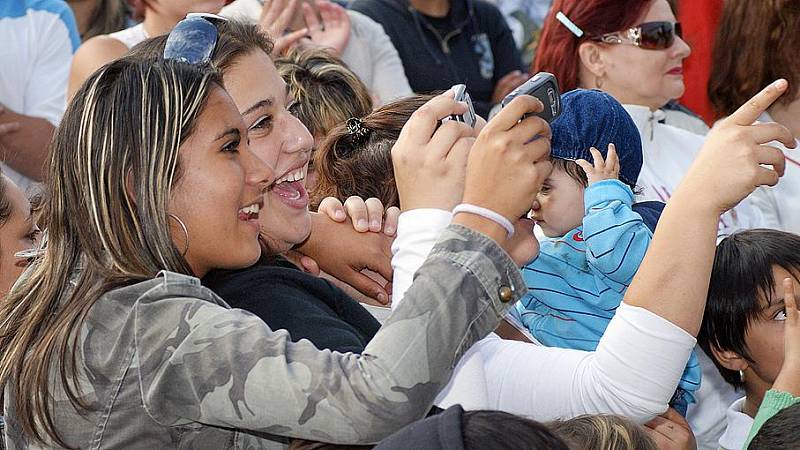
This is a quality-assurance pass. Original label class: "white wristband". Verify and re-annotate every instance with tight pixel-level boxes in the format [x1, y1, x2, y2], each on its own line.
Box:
[452, 204, 515, 239]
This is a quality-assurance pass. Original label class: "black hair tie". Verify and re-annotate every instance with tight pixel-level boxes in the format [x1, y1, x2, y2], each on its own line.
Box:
[346, 117, 371, 144]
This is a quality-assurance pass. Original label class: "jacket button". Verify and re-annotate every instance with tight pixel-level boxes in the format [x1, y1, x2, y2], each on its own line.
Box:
[499, 286, 514, 303]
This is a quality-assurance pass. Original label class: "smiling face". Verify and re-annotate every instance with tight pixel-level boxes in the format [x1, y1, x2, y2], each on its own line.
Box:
[530, 165, 585, 238]
[0, 176, 39, 297]
[223, 50, 315, 255]
[586, 0, 691, 110]
[168, 86, 272, 277]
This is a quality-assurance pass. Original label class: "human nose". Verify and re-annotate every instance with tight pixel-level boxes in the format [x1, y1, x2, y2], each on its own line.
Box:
[281, 113, 314, 156]
[241, 138, 275, 192]
[671, 34, 691, 59]
[531, 197, 541, 211]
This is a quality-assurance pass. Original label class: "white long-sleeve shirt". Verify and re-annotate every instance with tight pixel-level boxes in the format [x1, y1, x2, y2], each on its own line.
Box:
[391, 209, 696, 422]
[747, 112, 800, 234]
[625, 105, 764, 240]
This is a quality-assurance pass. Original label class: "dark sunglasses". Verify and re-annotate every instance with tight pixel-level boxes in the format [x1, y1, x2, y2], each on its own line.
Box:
[597, 21, 682, 50]
[163, 13, 228, 64]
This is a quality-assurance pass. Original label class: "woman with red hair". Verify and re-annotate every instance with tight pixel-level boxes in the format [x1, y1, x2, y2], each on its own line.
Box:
[532, 1, 768, 448]
[533, 0, 762, 238]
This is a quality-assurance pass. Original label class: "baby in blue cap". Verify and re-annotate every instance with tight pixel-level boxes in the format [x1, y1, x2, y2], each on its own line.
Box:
[514, 89, 700, 415]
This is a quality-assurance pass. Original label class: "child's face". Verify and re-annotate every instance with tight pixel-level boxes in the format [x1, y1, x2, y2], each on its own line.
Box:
[738, 266, 799, 396]
[530, 166, 585, 238]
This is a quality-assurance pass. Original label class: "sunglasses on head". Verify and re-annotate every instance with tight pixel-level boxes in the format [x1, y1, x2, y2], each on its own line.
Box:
[163, 13, 228, 65]
[596, 21, 682, 50]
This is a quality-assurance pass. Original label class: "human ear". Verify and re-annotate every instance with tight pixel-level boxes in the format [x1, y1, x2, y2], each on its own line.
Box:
[710, 345, 749, 372]
[578, 42, 606, 88]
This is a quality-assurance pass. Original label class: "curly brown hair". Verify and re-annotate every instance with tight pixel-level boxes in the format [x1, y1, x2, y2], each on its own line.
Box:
[708, 0, 800, 119]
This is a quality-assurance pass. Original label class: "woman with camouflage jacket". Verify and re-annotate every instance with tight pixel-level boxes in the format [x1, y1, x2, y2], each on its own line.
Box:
[0, 15, 552, 447]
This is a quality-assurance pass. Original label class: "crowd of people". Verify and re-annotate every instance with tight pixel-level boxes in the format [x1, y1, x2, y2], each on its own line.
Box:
[0, 0, 799, 449]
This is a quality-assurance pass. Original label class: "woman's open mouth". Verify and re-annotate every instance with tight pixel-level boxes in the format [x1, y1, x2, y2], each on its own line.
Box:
[270, 165, 309, 210]
[238, 200, 263, 233]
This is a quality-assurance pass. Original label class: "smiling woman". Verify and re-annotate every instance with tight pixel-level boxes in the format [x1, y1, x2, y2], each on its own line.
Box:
[0, 43, 531, 448]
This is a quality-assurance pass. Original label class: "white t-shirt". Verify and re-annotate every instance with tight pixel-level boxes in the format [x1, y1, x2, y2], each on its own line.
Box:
[624, 105, 765, 240]
[747, 111, 800, 234]
[718, 396, 753, 450]
[0, 0, 79, 192]
[108, 22, 149, 49]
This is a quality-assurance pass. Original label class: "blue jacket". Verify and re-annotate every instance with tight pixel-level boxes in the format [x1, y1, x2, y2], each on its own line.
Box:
[517, 179, 701, 406]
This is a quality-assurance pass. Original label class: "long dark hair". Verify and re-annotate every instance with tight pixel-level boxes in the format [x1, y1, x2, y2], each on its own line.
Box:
[0, 58, 220, 448]
[707, 0, 800, 118]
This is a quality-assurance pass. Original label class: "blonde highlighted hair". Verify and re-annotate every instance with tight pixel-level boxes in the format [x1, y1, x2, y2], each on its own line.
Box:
[0, 58, 221, 448]
[548, 414, 658, 450]
[274, 47, 373, 138]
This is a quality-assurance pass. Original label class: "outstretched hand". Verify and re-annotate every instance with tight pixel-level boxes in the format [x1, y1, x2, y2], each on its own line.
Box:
[303, 0, 351, 54]
[677, 79, 795, 215]
[259, 0, 308, 56]
[392, 90, 475, 212]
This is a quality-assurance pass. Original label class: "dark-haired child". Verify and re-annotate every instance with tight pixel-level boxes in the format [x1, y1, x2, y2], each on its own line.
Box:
[698, 229, 800, 450]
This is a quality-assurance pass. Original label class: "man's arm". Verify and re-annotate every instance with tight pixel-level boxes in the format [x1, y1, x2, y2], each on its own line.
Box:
[0, 106, 55, 181]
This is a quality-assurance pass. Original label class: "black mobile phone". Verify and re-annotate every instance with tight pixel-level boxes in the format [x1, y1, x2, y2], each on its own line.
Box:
[501, 72, 561, 123]
[443, 84, 477, 128]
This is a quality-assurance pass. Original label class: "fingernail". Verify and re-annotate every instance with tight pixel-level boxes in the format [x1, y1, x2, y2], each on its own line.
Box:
[334, 210, 345, 220]
[377, 293, 388, 304]
[384, 225, 395, 235]
[357, 219, 368, 230]
[774, 79, 788, 89]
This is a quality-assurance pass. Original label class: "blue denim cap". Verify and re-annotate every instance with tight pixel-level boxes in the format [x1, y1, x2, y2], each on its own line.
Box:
[550, 89, 643, 189]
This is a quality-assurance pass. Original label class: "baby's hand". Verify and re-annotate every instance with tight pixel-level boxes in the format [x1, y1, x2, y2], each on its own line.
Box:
[576, 143, 620, 186]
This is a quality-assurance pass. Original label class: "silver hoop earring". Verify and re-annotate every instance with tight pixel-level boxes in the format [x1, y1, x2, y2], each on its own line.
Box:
[168, 213, 190, 256]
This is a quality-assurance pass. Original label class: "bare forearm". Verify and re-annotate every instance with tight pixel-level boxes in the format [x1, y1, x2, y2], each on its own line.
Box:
[0, 110, 54, 180]
[623, 190, 720, 336]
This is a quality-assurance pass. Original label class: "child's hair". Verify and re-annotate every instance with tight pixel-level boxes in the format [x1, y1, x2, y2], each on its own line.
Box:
[552, 158, 589, 187]
[312, 94, 434, 208]
[274, 47, 373, 139]
[748, 402, 800, 449]
[698, 229, 800, 389]
[548, 414, 657, 450]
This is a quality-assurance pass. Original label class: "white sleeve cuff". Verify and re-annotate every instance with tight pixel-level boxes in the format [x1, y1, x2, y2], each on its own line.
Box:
[390, 209, 453, 309]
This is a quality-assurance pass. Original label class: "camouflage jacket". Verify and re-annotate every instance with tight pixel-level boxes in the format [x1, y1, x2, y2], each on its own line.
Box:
[3, 225, 524, 449]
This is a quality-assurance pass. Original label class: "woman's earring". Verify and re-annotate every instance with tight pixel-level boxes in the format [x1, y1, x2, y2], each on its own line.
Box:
[168, 213, 190, 256]
[596, 75, 604, 89]
[739, 369, 746, 384]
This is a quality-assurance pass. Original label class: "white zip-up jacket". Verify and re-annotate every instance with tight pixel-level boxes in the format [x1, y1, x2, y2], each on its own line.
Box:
[624, 104, 764, 240]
